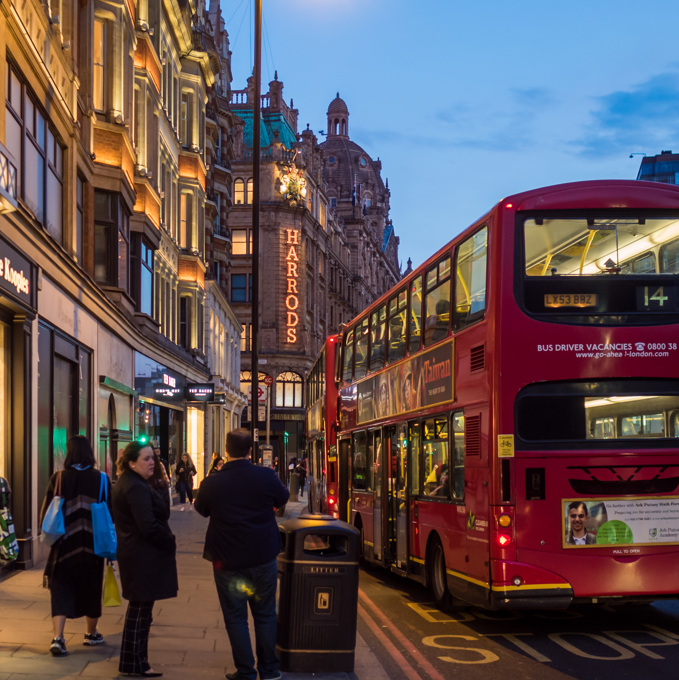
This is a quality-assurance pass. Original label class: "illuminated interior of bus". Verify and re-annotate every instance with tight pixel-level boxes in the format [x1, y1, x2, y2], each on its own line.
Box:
[524, 218, 679, 276]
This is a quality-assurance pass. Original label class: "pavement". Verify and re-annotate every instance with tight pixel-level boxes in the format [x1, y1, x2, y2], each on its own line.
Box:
[0, 495, 390, 680]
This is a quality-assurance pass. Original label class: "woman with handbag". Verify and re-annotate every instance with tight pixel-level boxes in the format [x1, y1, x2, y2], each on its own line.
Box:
[175, 452, 196, 511]
[40, 436, 110, 656]
[113, 441, 177, 678]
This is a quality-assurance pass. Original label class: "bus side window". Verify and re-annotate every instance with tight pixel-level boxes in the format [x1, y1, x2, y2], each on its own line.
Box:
[424, 256, 451, 346]
[388, 289, 407, 363]
[408, 421, 420, 496]
[342, 328, 354, 383]
[454, 226, 488, 331]
[673, 412, 679, 437]
[408, 276, 422, 354]
[352, 431, 367, 490]
[423, 417, 449, 498]
[369, 305, 387, 372]
[451, 412, 465, 501]
[366, 431, 375, 491]
[354, 318, 369, 380]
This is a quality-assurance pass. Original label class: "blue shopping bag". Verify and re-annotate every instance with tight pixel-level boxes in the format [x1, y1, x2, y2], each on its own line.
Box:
[92, 472, 117, 560]
[40, 471, 65, 547]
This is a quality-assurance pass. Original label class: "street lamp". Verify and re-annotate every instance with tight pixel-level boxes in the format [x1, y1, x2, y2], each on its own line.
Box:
[251, 0, 263, 462]
[629, 152, 646, 159]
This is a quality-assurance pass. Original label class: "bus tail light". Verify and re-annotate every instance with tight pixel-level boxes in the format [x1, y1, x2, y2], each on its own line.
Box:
[328, 497, 336, 505]
[497, 533, 512, 547]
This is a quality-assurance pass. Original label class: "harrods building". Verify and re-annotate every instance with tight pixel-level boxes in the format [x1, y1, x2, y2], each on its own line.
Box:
[228, 82, 401, 462]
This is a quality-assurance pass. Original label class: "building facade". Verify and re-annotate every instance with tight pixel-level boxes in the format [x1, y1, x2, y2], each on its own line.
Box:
[0, 0, 244, 573]
[227, 81, 400, 463]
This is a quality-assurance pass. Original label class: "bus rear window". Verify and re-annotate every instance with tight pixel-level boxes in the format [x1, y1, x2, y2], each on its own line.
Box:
[516, 380, 679, 449]
[520, 217, 679, 324]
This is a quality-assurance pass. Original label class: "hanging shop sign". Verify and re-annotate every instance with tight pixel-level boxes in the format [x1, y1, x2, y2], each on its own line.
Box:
[134, 352, 185, 403]
[284, 229, 300, 344]
[186, 383, 215, 401]
[0, 235, 36, 310]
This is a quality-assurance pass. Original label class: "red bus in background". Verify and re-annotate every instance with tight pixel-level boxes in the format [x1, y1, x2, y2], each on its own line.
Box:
[307, 179, 679, 611]
[305, 335, 340, 516]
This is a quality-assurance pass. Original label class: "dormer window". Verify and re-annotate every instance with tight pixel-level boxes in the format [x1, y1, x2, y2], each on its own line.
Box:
[328, 156, 336, 164]
[359, 157, 367, 167]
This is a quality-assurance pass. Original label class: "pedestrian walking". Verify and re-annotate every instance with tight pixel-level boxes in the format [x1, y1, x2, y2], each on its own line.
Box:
[195, 428, 289, 680]
[295, 461, 307, 498]
[40, 435, 110, 656]
[175, 452, 196, 510]
[112, 441, 178, 678]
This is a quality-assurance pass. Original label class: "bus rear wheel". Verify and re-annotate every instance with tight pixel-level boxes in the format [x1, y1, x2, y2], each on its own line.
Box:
[428, 538, 453, 612]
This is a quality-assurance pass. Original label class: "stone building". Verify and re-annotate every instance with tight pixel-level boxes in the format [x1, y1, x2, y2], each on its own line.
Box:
[227, 80, 400, 463]
[0, 0, 244, 572]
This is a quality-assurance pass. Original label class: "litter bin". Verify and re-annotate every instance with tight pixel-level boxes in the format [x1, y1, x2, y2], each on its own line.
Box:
[277, 513, 360, 672]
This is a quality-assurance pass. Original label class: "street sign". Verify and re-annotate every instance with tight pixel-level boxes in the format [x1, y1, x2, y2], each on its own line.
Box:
[247, 403, 266, 422]
[247, 385, 267, 403]
[263, 374, 274, 387]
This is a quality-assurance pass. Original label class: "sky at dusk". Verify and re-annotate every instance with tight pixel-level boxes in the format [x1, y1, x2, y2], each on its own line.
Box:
[221, 0, 679, 270]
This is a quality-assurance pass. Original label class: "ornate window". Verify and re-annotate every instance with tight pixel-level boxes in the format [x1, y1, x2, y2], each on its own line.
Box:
[240, 371, 269, 396]
[247, 178, 254, 204]
[234, 178, 245, 204]
[275, 371, 303, 408]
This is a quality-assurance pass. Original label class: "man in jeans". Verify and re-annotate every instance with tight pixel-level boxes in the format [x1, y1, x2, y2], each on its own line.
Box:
[195, 429, 289, 680]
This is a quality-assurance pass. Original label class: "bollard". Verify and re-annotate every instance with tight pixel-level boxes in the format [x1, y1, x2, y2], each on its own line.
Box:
[289, 472, 299, 502]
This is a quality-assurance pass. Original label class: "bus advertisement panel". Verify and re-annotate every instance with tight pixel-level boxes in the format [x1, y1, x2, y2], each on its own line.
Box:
[355, 341, 454, 425]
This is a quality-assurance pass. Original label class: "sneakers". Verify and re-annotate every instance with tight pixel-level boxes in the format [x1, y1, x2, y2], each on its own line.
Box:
[83, 631, 104, 646]
[180, 505, 185, 511]
[260, 672, 283, 680]
[50, 637, 67, 656]
[225, 672, 282, 680]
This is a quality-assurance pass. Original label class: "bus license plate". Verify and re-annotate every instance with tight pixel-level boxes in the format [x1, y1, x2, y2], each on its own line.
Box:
[544, 294, 597, 308]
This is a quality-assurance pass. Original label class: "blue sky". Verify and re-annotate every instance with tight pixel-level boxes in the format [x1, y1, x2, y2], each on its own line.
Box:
[222, 0, 679, 270]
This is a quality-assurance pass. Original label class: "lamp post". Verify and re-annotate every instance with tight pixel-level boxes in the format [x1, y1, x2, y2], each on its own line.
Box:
[250, 0, 263, 462]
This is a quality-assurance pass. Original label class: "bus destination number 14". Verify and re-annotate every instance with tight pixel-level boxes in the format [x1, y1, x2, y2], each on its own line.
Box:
[637, 286, 676, 312]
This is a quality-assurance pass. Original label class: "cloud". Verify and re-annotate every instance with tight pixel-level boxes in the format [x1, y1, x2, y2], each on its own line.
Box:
[574, 70, 679, 157]
[355, 85, 557, 154]
[511, 87, 556, 108]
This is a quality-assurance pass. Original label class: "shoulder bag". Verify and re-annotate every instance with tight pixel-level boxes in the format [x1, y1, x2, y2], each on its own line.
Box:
[40, 471, 65, 547]
[91, 472, 117, 559]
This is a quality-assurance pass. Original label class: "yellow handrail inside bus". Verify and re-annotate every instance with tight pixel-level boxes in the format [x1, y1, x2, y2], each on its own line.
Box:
[540, 253, 553, 276]
[579, 231, 596, 274]
[457, 267, 470, 310]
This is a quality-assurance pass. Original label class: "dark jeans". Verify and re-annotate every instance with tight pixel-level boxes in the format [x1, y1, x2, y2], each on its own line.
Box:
[214, 559, 279, 680]
[179, 481, 193, 504]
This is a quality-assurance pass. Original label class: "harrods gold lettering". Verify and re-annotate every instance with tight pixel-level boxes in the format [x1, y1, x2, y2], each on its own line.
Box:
[284, 230, 300, 343]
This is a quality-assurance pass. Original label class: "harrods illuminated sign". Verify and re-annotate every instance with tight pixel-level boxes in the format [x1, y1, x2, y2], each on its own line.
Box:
[284, 229, 300, 343]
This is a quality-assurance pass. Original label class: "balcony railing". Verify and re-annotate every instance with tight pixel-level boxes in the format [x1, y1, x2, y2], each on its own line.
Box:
[214, 223, 231, 240]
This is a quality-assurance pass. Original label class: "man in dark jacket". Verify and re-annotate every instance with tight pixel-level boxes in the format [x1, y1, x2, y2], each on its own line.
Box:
[195, 428, 289, 680]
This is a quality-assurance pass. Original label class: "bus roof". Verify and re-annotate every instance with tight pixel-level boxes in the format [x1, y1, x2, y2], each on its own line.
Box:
[339, 179, 679, 335]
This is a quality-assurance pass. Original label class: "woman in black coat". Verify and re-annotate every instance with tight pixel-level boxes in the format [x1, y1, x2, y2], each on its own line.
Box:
[175, 452, 196, 510]
[41, 436, 110, 656]
[112, 441, 178, 677]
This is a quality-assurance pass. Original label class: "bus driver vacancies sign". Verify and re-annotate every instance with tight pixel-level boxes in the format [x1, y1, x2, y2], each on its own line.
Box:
[356, 340, 454, 425]
[563, 497, 679, 549]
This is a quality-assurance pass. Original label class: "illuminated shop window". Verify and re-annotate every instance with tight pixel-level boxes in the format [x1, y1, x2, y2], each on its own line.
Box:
[275, 371, 303, 408]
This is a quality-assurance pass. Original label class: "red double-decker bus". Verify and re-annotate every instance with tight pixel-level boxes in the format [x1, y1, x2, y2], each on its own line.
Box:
[307, 179, 679, 610]
[305, 335, 341, 516]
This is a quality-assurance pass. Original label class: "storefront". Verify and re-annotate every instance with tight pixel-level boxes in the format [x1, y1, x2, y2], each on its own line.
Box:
[134, 352, 186, 476]
[0, 234, 37, 569]
[186, 383, 214, 483]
